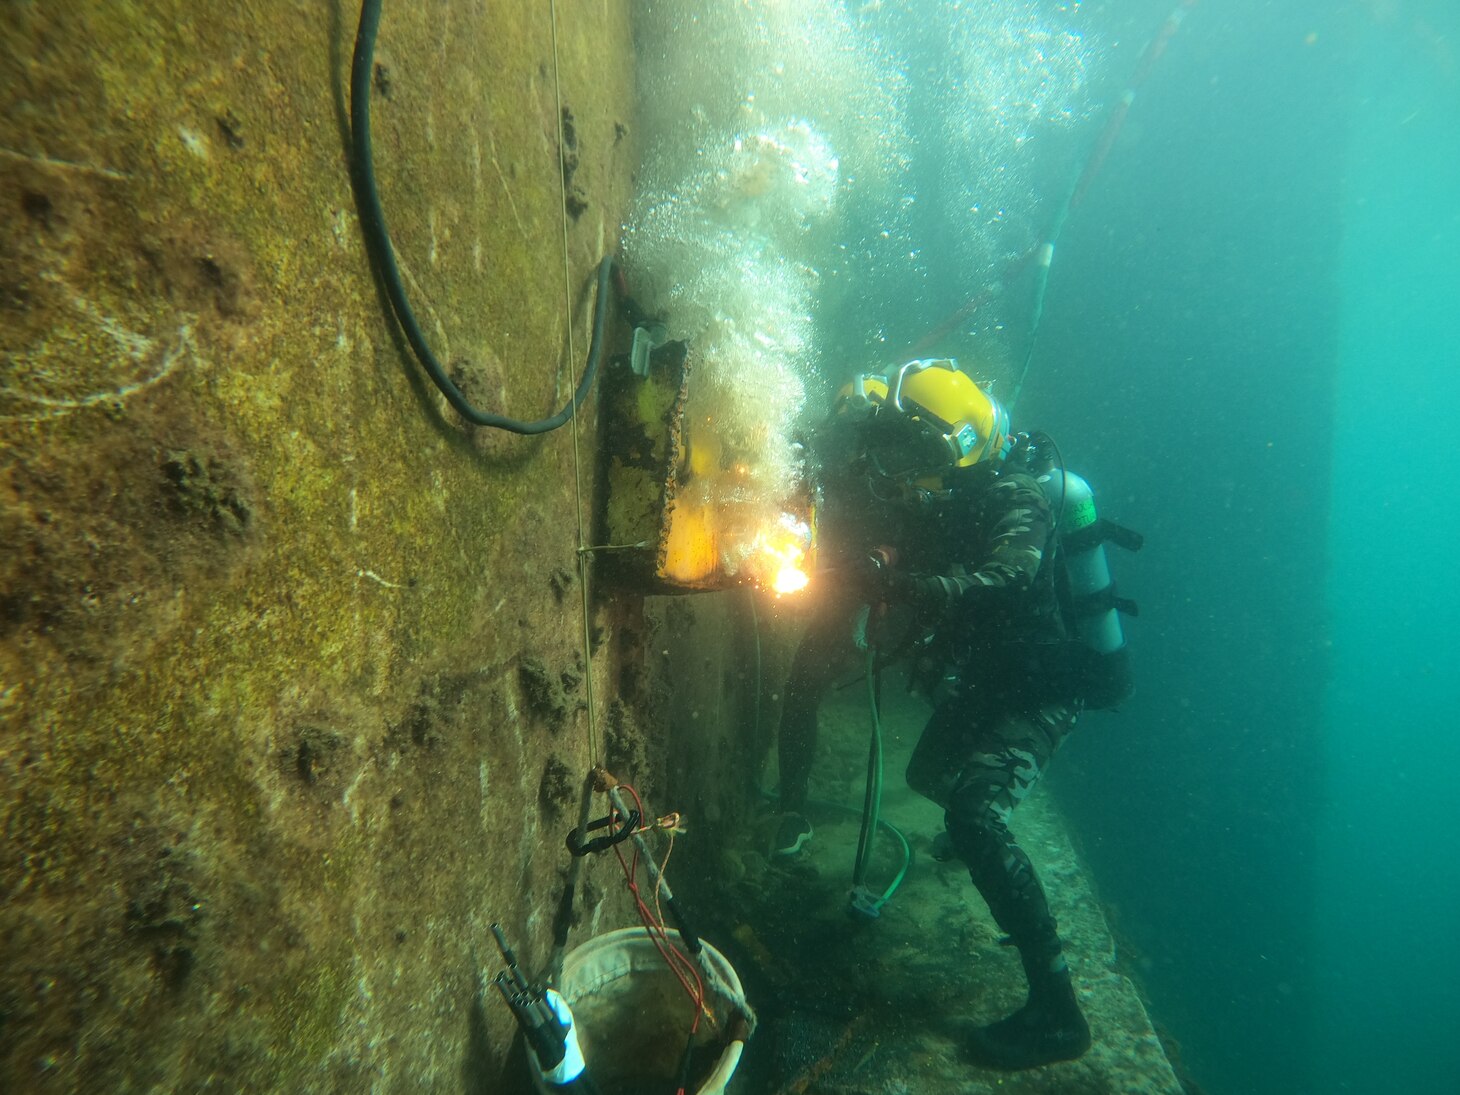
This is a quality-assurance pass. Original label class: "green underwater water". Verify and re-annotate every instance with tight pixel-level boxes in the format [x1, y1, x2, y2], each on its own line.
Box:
[1316, 11, 1460, 1093]
[5, 1, 1456, 1091]
[747, 1, 1457, 1092]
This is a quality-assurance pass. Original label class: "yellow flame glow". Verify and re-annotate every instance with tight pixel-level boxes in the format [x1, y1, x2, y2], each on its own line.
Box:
[773, 564, 809, 595]
[749, 514, 812, 597]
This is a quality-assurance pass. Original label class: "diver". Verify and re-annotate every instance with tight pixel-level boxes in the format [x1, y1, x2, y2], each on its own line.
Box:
[773, 359, 1134, 1069]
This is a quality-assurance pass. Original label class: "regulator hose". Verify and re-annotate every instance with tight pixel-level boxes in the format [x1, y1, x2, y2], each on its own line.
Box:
[747, 600, 910, 913]
[850, 645, 884, 891]
[847, 643, 911, 918]
[350, 0, 610, 433]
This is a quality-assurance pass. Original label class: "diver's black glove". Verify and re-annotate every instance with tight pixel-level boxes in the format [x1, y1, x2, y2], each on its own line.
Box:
[847, 549, 947, 611]
[886, 572, 947, 614]
[848, 551, 893, 602]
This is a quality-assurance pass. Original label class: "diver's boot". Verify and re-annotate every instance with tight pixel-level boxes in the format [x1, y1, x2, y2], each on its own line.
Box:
[968, 954, 1090, 1070]
[931, 830, 959, 862]
[770, 812, 813, 857]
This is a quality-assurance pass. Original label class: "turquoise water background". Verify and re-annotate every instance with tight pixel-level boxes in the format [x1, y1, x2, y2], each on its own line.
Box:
[1318, 11, 1460, 1092]
[812, 2, 1458, 1091]
[636, 0, 1458, 1087]
[1026, 3, 1459, 1091]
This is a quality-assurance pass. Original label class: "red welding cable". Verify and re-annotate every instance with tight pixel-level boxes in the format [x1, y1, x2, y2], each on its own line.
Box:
[612, 785, 708, 1026]
[900, 0, 1200, 362]
[1130, 0, 1199, 86]
[615, 840, 706, 1021]
[615, 785, 706, 1024]
[901, 243, 1044, 360]
[1072, 0, 1199, 210]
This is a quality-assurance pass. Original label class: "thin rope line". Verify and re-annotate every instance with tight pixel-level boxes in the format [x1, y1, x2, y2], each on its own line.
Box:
[547, 0, 599, 766]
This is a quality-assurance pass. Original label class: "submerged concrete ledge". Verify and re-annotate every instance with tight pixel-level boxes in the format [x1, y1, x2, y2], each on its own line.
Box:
[705, 684, 1184, 1095]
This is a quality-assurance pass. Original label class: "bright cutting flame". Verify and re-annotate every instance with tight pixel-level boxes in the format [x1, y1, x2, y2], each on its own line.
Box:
[773, 563, 809, 595]
[751, 513, 812, 597]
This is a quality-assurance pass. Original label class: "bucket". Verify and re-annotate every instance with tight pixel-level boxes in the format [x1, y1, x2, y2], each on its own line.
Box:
[531, 927, 749, 1095]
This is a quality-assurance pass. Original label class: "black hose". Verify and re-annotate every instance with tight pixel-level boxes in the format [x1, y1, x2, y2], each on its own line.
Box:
[1046, 432, 1068, 535]
[350, 0, 611, 433]
[850, 646, 882, 889]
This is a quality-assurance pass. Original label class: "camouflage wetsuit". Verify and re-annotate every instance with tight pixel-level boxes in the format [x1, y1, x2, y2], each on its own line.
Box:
[778, 463, 1081, 985]
[897, 466, 1079, 988]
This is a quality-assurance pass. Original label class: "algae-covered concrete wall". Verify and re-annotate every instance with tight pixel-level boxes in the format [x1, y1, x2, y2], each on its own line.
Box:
[0, 1, 649, 1088]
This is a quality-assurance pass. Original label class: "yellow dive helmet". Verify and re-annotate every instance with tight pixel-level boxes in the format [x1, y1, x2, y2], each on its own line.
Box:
[860, 359, 1011, 480]
[833, 373, 890, 417]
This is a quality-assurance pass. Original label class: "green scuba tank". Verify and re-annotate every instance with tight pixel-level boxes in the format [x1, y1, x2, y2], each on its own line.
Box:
[1012, 431, 1141, 708]
[1044, 471, 1126, 656]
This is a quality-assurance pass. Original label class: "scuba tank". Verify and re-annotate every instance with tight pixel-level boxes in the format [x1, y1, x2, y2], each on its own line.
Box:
[1013, 433, 1142, 708]
[1046, 471, 1126, 656]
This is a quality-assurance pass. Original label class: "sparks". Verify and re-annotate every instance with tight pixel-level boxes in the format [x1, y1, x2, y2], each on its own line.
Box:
[748, 513, 813, 596]
[772, 565, 809, 595]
